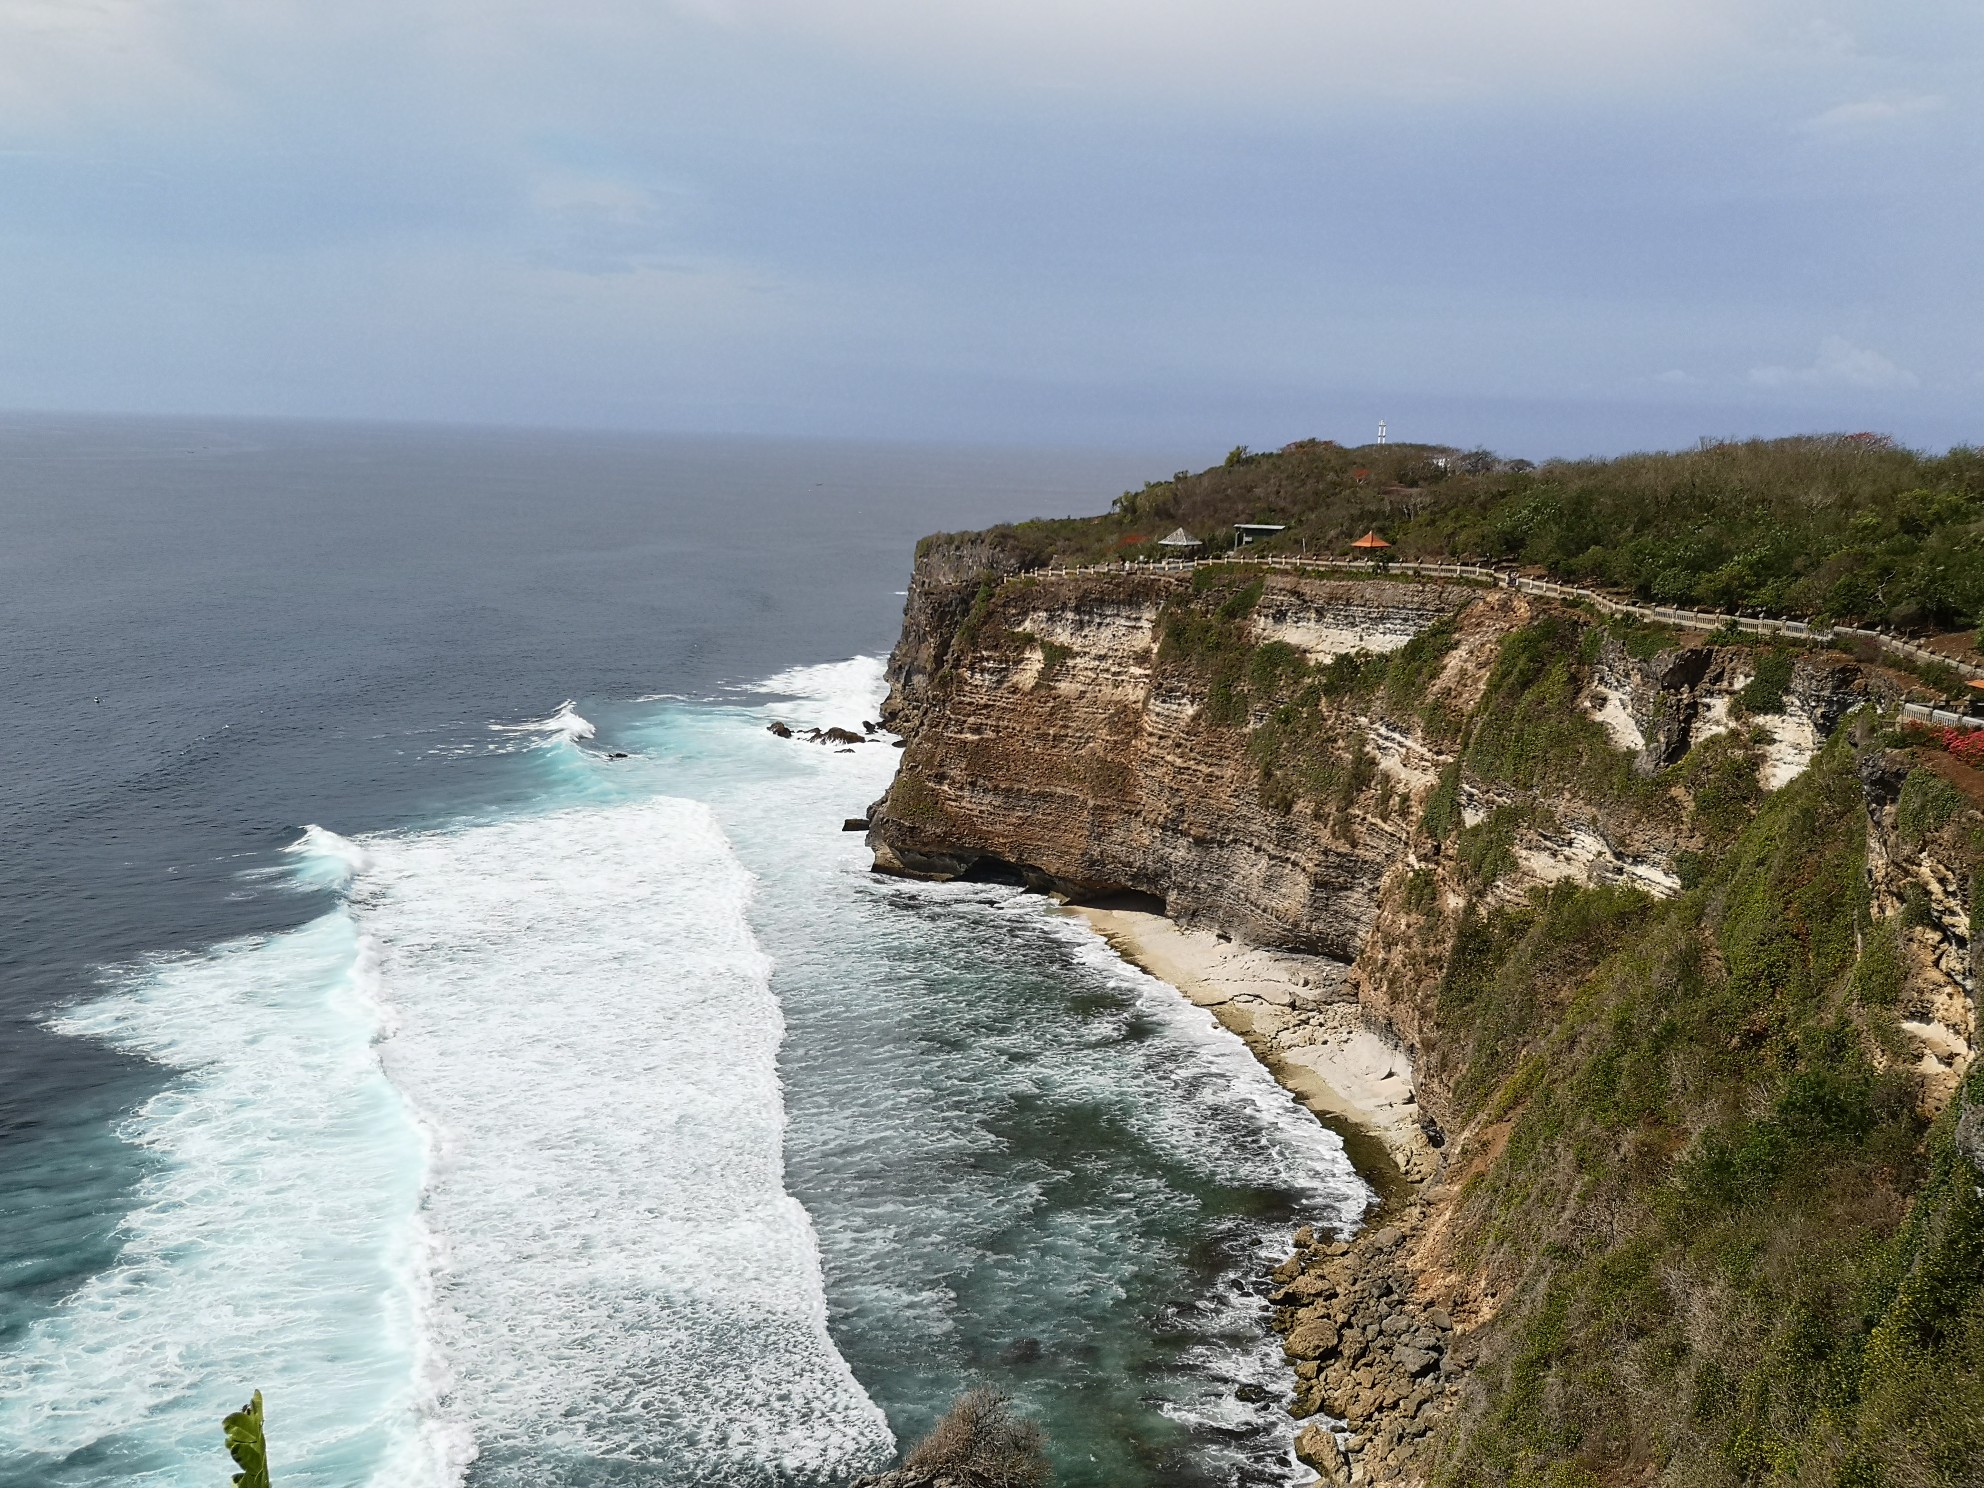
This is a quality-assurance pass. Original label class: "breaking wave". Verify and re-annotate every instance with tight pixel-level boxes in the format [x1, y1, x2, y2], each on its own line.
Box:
[488, 701, 596, 744]
[6, 652, 1365, 1488]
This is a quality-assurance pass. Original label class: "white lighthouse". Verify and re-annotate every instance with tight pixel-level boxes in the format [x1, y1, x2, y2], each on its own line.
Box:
[1377, 420, 1388, 446]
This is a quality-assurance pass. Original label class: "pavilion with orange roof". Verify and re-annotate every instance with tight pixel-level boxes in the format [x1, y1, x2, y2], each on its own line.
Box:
[1350, 530, 1392, 552]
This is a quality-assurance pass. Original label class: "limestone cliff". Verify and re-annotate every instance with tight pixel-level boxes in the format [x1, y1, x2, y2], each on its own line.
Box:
[868, 548, 1895, 1142]
[874, 565, 1482, 959]
[867, 541, 1984, 1488]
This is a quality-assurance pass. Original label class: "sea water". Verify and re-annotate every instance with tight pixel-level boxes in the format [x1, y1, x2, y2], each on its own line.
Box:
[0, 419, 1368, 1486]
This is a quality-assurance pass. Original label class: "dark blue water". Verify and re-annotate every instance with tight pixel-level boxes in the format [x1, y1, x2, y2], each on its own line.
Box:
[0, 416, 1367, 1487]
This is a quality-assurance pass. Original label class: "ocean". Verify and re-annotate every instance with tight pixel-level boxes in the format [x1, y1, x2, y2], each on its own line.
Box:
[0, 416, 1370, 1487]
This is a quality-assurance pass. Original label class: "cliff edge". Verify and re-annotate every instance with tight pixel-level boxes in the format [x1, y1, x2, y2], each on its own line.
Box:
[865, 539, 1984, 1488]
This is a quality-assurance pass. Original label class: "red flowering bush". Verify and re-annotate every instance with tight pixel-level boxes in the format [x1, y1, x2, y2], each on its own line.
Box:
[1911, 722, 1984, 766]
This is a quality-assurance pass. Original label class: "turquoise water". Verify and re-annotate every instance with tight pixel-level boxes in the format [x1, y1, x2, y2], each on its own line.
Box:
[0, 423, 1368, 1486]
[3, 660, 1368, 1485]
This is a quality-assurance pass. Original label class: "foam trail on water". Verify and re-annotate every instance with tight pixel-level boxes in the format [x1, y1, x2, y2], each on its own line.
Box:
[353, 794, 894, 1486]
[666, 656, 1372, 1483]
[0, 905, 446, 1488]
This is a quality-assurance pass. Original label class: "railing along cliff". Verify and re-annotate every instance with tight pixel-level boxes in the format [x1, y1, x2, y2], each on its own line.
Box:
[1026, 552, 1984, 727]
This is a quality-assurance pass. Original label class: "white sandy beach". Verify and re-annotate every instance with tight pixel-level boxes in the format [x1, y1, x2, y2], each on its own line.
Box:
[1065, 901, 1437, 1186]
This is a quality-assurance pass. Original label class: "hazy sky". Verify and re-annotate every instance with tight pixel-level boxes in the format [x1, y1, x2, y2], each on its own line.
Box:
[0, 0, 1977, 457]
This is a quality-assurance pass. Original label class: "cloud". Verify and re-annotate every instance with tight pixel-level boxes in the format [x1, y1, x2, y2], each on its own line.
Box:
[673, 0, 1759, 108]
[0, 0, 1769, 145]
[0, 0, 221, 135]
[1654, 369, 1697, 385]
[525, 173, 688, 274]
[1801, 92, 1945, 131]
[1748, 337, 1918, 391]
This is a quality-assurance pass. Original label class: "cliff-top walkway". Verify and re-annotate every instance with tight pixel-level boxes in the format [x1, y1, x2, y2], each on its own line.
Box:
[1029, 551, 1984, 729]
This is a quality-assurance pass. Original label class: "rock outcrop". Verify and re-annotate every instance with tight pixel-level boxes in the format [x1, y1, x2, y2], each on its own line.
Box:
[1272, 1211, 1466, 1488]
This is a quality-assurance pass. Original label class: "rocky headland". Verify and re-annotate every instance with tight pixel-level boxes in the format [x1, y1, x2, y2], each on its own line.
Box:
[861, 537, 1984, 1487]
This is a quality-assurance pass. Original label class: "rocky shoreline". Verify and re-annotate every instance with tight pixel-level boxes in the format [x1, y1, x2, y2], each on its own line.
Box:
[1065, 900, 1458, 1485]
[1272, 1209, 1466, 1486]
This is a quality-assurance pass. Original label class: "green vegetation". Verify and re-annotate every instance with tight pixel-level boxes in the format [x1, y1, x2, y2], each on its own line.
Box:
[1147, 580, 1782, 863]
[1425, 739, 1984, 1488]
[222, 1391, 271, 1488]
[1737, 648, 1796, 714]
[889, 773, 950, 828]
[944, 435, 1984, 634]
[1463, 617, 1658, 814]
[1895, 767, 1964, 846]
[1601, 612, 1689, 661]
[1151, 568, 1459, 812]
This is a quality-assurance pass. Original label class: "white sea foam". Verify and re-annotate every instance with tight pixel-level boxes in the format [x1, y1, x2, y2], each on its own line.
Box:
[1038, 904, 1369, 1215]
[9, 774, 889, 1487]
[14, 653, 1364, 1488]
[284, 822, 373, 889]
[1, 913, 444, 1488]
[488, 700, 597, 744]
[668, 668, 1365, 1484]
[750, 656, 888, 733]
[350, 794, 893, 1485]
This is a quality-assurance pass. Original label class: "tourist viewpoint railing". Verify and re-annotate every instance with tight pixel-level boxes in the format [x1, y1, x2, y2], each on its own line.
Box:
[1027, 551, 1984, 727]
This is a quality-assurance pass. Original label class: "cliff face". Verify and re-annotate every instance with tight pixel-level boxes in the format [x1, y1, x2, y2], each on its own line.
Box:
[869, 550, 1885, 1138]
[875, 566, 1483, 959]
[868, 543, 1984, 1488]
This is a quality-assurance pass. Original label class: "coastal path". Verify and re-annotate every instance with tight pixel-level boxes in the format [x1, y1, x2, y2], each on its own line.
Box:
[1027, 552, 1984, 730]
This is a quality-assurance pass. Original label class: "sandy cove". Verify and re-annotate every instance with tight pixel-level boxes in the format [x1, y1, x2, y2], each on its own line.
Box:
[1065, 899, 1436, 1203]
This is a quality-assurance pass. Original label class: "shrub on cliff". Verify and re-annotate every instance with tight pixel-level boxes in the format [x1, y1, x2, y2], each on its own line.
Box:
[859, 1388, 1051, 1488]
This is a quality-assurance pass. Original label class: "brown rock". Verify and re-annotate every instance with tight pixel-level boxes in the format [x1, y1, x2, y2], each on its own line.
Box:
[1284, 1317, 1342, 1360]
[1275, 1273, 1336, 1305]
[1294, 1424, 1343, 1474]
[1394, 1345, 1438, 1376]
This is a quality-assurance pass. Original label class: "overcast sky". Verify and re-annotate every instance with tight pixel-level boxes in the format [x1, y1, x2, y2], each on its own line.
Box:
[0, 0, 1977, 458]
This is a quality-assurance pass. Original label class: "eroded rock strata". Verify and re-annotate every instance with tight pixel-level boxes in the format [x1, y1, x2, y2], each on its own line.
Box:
[867, 540, 1983, 1487]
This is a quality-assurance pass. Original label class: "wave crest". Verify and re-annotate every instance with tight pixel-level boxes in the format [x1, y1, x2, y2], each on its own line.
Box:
[488, 701, 596, 744]
[285, 823, 373, 890]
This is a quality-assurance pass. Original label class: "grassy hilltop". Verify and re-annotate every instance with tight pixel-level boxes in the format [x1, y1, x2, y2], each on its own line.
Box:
[947, 435, 1984, 637]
